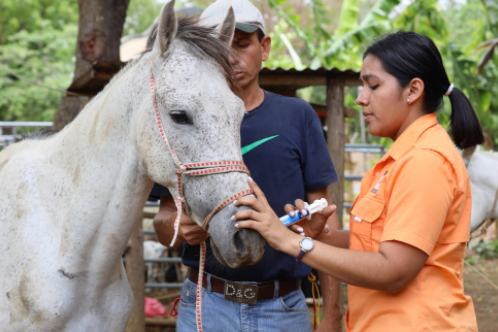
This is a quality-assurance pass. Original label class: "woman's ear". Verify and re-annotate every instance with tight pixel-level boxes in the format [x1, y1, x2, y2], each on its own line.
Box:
[406, 78, 424, 105]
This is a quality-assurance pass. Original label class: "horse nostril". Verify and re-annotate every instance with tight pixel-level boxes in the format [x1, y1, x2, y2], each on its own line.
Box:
[232, 230, 247, 255]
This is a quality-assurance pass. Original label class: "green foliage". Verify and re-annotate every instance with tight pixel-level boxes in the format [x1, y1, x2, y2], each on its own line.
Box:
[468, 239, 498, 261]
[267, 0, 498, 148]
[267, 0, 401, 70]
[0, 0, 166, 122]
[123, 0, 163, 36]
[0, 25, 77, 121]
[394, 0, 448, 41]
[335, 0, 358, 38]
[0, 0, 78, 45]
[264, 19, 303, 69]
[0, 0, 78, 121]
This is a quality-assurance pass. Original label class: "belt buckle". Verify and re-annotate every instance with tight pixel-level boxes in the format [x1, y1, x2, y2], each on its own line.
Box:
[223, 281, 258, 305]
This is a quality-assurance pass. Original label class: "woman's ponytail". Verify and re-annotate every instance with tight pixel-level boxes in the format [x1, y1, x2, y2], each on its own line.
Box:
[364, 31, 484, 149]
[448, 87, 484, 149]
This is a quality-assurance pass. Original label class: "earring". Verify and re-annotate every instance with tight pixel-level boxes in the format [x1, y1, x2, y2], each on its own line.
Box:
[407, 99, 411, 103]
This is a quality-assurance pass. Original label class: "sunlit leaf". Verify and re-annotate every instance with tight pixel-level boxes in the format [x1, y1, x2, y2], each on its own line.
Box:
[480, 90, 491, 112]
[279, 33, 303, 70]
[335, 0, 358, 38]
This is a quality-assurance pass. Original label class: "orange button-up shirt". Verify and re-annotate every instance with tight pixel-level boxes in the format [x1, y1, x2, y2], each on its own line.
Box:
[346, 113, 477, 331]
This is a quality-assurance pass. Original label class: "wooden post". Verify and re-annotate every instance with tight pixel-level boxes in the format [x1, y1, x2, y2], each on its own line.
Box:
[125, 220, 145, 332]
[326, 75, 345, 229]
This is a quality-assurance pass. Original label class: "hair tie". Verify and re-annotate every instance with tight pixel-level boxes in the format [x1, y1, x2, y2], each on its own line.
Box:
[445, 83, 454, 96]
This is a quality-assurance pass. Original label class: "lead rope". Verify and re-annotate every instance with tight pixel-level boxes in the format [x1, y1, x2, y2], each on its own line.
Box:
[150, 60, 253, 332]
[308, 272, 321, 330]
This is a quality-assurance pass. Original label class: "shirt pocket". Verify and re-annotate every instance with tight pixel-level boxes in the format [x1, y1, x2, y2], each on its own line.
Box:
[350, 197, 385, 238]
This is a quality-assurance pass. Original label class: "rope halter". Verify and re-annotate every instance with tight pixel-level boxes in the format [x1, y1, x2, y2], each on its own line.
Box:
[150, 60, 253, 332]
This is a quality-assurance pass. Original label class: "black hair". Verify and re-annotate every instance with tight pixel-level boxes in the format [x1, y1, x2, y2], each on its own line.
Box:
[364, 31, 484, 149]
[257, 28, 265, 42]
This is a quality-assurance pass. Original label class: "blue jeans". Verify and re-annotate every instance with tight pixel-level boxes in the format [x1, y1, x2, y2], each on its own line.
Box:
[177, 277, 312, 332]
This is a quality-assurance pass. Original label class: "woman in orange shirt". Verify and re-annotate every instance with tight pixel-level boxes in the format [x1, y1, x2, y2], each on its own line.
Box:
[233, 32, 481, 331]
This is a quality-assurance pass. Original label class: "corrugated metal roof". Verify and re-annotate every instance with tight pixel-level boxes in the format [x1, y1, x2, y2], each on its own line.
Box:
[259, 67, 360, 89]
[260, 67, 359, 76]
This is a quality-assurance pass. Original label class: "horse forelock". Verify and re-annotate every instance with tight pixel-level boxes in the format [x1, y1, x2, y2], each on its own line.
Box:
[147, 15, 241, 98]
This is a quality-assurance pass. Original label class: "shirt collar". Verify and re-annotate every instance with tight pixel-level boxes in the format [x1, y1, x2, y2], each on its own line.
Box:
[382, 113, 439, 161]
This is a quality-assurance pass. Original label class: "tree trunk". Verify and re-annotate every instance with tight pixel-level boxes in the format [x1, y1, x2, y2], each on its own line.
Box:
[53, 0, 130, 131]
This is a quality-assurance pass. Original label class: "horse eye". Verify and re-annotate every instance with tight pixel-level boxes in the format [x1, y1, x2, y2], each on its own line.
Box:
[170, 111, 191, 125]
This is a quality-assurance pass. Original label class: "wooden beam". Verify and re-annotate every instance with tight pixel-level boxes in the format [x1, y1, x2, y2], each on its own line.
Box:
[326, 76, 345, 229]
[125, 220, 145, 332]
[311, 104, 356, 119]
[259, 75, 326, 88]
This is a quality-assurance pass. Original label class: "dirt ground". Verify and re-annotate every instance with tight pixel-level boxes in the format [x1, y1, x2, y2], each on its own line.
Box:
[463, 258, 498, 331]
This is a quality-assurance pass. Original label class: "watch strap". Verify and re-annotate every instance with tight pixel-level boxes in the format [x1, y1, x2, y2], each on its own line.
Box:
[296, 250, 306, 261]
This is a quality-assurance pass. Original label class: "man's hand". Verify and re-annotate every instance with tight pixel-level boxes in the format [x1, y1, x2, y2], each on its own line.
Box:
[178, 213, 209, 245]
[153, 196, 208, 248]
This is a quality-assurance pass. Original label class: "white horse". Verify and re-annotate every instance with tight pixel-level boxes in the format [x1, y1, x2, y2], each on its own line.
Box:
[461, 146, 498, 233]
[0, 2, 265, 331]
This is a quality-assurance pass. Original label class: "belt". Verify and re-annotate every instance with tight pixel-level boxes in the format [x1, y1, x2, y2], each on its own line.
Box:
[188, 268, 301, 301]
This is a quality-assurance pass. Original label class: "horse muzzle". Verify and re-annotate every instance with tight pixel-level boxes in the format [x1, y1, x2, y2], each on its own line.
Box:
[207, 203, 266, 268]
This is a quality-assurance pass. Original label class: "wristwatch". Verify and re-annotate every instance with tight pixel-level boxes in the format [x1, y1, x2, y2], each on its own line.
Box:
[296, 237, 314, 261]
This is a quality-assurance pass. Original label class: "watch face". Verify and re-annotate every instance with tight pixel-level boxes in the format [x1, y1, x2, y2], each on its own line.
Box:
[301, 238, 314, 251]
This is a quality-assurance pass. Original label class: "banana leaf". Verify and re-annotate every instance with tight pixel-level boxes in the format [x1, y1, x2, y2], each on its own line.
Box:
[334, 0, 359, 38]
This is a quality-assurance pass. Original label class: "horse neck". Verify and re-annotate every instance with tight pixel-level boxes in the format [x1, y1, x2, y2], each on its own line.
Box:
[49, 55, 157, 269]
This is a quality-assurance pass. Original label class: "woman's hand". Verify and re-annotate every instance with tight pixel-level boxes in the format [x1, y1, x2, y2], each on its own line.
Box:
[285, 200, 336, 239]
[233, 178, 299, 252]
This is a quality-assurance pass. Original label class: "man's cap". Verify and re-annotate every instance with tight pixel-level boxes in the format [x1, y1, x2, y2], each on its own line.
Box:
[199, 0, 265, 35]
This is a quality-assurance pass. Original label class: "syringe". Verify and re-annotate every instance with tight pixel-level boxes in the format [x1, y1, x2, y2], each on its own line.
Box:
[280, 198, 329, 227]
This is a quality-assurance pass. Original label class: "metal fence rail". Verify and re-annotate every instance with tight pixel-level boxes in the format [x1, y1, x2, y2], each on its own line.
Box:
[0, 121, 53, 147]
[345, 143, 384, 154]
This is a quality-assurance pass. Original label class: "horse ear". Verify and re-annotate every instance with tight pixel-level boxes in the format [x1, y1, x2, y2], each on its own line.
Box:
[216, 7, 236, 46]
[155, 0, 177, 56]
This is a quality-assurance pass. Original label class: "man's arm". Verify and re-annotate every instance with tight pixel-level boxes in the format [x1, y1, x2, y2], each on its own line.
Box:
[307, 188, 342, 332]
[153, 196, 208, 248]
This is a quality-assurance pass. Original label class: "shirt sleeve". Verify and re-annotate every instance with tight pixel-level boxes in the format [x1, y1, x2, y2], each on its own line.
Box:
[149, 183, 171, 200]
[302, 106, 338, 192]
[381, 150, 455, 255]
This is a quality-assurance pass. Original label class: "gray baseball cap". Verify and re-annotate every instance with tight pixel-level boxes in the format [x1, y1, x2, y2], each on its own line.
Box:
[199, 0, 266, 34]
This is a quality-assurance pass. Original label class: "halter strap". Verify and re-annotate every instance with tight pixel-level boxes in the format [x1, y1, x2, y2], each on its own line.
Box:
[150, 60, 253, 332]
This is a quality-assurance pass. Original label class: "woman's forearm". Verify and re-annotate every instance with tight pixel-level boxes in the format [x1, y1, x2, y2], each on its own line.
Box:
[281, 233, 411, 293]
[317, 227, 350, 249]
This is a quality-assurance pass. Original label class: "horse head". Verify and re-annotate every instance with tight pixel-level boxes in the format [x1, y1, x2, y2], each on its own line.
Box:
[138, 1, 265, 268]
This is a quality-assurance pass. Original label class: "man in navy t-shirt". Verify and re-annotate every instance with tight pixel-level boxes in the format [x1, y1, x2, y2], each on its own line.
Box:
[152, 1, 342, 331]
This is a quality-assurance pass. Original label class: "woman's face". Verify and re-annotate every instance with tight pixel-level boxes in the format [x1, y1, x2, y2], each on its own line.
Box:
[356, 54, 411, 140]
